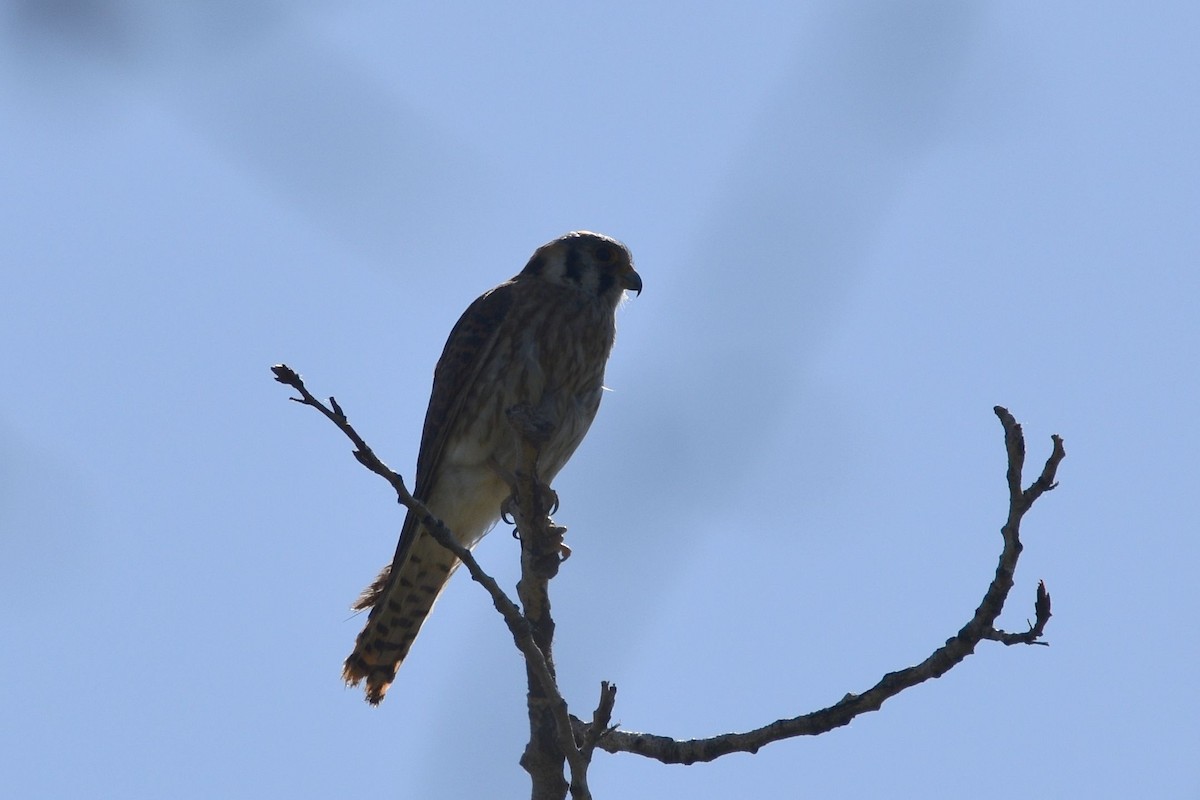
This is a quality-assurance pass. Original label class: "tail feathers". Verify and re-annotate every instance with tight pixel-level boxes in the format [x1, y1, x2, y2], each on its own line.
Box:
[350, 564, 390, 611]
[343, 538, 458, 705]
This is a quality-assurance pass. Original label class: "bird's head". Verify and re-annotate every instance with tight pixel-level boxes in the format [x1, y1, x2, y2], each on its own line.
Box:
[520, 231, 642, 303]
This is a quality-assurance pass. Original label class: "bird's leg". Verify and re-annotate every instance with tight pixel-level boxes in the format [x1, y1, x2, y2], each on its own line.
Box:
[491, 459, 558, 520]
[521, 457, 572, 561]
[501, 403, 573, 565]
[533, 469, 560, 517]
[490, 456, 521, 526]
[493, 457, 569, 560]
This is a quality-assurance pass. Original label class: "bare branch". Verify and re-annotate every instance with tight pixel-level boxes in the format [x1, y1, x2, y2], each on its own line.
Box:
[272, 364, 406, 495]
[587, 406, 1064, 764]
[274, 365, 589, 799]
[273, 366, 559, 703]
[983, 580, 1052, 645]
[580, 682, 619, 760]
[278, 365, 1062, 787]
[504, 403, 595, 799]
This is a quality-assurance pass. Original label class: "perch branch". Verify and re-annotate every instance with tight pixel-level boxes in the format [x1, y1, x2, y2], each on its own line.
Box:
[272, 367, 561, 711]
[504, 403, 596, 799]
[273, 364, 592, 799]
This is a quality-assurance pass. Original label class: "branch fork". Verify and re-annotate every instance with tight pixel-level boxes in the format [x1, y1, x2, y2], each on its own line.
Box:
[275, 363, 1064, 795]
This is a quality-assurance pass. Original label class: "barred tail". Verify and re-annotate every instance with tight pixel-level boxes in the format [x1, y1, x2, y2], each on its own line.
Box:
[342, 532, 458, 705]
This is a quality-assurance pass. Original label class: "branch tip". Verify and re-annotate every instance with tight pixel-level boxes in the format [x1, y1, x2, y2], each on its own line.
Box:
[1035, 580, 1052, 622]
[271, 363, 302, 388]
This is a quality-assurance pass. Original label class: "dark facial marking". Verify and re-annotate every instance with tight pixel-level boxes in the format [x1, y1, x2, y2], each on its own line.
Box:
[564, 242, 583, 284]
[596, 271, 614, 295]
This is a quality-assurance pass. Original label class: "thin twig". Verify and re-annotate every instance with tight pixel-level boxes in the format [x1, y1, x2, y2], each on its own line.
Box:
[983, 580, 1052, 645]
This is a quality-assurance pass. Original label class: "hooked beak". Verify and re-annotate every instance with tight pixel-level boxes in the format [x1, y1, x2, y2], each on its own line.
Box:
[621, 268, 643, 296]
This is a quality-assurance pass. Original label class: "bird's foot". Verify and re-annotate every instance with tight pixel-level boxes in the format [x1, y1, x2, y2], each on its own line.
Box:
[535, 482, 560, 517]
[501, 492, 519, 526]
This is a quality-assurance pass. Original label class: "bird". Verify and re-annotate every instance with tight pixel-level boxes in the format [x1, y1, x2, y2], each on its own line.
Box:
[342, 230, 642, 705]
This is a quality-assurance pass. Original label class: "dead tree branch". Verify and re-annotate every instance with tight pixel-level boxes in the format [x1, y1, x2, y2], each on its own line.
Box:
[503, 402, 596, 799]
[272, 365, 598, 800]
[572, 405, 1063, 764]
[276, 364, 1062, 793]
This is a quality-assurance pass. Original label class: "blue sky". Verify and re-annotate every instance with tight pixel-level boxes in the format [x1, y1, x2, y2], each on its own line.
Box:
[2, 3, 1197, 797]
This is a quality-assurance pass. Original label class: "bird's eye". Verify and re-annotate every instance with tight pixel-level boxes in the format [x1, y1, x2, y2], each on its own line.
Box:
[594, 244, 613, 263]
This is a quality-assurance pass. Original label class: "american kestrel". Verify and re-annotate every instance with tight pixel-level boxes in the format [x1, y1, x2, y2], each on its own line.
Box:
[343, 231, 641, 705]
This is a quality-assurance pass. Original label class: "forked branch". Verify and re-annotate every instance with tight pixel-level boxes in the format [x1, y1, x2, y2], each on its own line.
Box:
[275, 364, 1062, 792]
[574, 405, 1063, 764]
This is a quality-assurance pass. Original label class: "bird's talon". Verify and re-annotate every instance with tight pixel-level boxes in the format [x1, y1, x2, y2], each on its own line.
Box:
[537, 484, 560, 516]
[500, 494, 518, 525]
